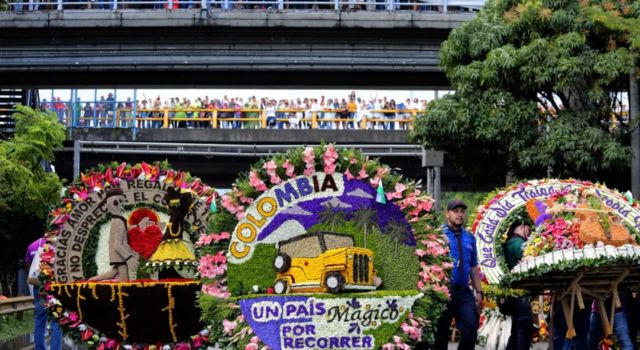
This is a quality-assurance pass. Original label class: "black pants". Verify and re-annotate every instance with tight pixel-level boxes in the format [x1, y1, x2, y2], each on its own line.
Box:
[506, 296, 533, 350]
[434, 288, 479, 350]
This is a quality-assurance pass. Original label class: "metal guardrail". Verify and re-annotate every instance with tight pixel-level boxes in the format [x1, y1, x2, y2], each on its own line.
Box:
[75, 141, 428, 157]
[0, 296, 34, 320]
[6, 0, 484, 12]
[56, 107, 421, 130]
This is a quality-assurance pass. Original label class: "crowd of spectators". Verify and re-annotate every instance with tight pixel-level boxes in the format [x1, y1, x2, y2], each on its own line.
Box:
[41, 91, 429, 130]
[9, 0, 469, 12]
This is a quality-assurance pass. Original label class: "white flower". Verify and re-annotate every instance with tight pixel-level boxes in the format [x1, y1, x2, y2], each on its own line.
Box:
[78, 325, 87, 331]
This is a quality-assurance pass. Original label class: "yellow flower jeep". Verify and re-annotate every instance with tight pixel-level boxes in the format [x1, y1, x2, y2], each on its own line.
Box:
[272, 231, 377, 294]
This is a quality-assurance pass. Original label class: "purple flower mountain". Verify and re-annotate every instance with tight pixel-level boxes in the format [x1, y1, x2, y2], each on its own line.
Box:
[256, 176, 415, 246]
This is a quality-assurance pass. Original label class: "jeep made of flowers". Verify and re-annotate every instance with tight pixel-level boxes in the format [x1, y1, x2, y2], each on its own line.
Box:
[272, 231, 377, 294]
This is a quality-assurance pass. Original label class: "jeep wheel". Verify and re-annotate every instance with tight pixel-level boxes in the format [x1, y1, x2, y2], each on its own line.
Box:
[273, 253, 291, 273]
[274, 279, 288, 294]
[325, 272, 344, 294]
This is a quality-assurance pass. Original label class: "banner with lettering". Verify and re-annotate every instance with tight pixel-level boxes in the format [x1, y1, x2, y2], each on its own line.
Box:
[240, 294, 422, 350]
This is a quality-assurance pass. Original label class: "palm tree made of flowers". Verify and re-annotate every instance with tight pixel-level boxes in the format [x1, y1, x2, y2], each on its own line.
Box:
[353, 206, 378, 248]
[318, 203, 346, 231]
[385, 219, 412, 256]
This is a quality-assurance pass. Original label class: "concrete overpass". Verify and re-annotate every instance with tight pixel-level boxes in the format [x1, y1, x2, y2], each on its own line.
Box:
[0, 10, 474, 87]
[0, 8, 493, 194]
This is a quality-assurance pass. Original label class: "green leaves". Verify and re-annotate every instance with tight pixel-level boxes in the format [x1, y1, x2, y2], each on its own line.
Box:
[412, 0, 639, 183]
[0, 105, 65, 218]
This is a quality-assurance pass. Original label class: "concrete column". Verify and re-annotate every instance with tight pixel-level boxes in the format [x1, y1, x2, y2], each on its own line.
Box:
[426, 167, 433, 197]
[434, 166, 441, 212]
[132, 89, 138, 140]
[73, 139, 80, 180]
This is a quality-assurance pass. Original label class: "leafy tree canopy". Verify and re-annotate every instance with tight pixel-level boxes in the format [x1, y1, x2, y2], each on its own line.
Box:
[412, 0, 640, 184]
[0, 105, 65, 218]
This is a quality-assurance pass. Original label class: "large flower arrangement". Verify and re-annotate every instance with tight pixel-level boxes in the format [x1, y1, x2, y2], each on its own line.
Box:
[39, 161, 217, 350]
[196, 144, 452, 349]
[472, 179, 640, 288]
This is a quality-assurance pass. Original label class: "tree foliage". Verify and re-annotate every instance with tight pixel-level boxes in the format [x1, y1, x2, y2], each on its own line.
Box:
[0, 106, 65, 288]
[412, 0, 640, 184]
[0, 105, 65, 218]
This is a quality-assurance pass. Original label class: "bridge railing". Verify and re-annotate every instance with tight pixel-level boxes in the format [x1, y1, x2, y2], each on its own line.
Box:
[6, 0, 484, 12]
[57, 107, 421, 130]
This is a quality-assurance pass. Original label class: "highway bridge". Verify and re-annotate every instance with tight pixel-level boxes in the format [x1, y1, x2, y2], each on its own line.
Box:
[0, 9, 475, 87]
[0, 5, 493, 196]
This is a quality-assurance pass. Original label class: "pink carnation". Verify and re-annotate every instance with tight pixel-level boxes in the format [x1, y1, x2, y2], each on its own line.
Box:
[269, 175, 282, 185]
[202, 283, 230, 298]
[323, 144, 339, 173]
[222, 319, 237, 336]
[196, 233, 214, 247]
[400, 321, 422, 341]
[345, 169, 355, 180]
[221, 195, 239, 214]
[198, 253, 227, 278]
[263, 160, 278, 177]
[249, 171, 268, 192]
[324, 162, 336, 175]
[303, 147, 315, 167]
[213, 231, 230, 241]
[282, 159, 296, 178]
[433, 284, 451, 298]
[357, 165, 369, 179]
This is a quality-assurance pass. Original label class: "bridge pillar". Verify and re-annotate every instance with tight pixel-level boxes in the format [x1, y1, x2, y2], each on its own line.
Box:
[73, 139, 80, 180]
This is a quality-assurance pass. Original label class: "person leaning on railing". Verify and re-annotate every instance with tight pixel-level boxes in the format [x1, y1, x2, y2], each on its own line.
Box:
[383, 99, 396, 130]
[347, 98, 357, 129]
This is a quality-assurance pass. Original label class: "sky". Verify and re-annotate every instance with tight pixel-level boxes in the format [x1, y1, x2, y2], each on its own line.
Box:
[40, 88, 454, 103]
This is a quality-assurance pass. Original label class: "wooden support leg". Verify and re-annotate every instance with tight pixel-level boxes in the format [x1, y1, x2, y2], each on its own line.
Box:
[562, 298, 576, 338]
[598, 299, 612, 337]
[558, 272, 585, 339]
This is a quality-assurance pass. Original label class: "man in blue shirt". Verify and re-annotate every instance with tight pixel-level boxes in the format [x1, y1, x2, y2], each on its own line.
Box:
[433, 199, 484, 350]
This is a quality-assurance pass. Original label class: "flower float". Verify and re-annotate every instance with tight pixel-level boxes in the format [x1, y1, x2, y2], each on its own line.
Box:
[38, 161, 217, 349]
[472, 179, 640, 287]
[472, 179, 640, 348]
[197, 144, 451, 349]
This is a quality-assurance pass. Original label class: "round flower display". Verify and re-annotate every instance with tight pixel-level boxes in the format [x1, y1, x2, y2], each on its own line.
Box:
[471, 179, 640, 287]
[38, 161, 217, 349]
[196, 144, 452, 350]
